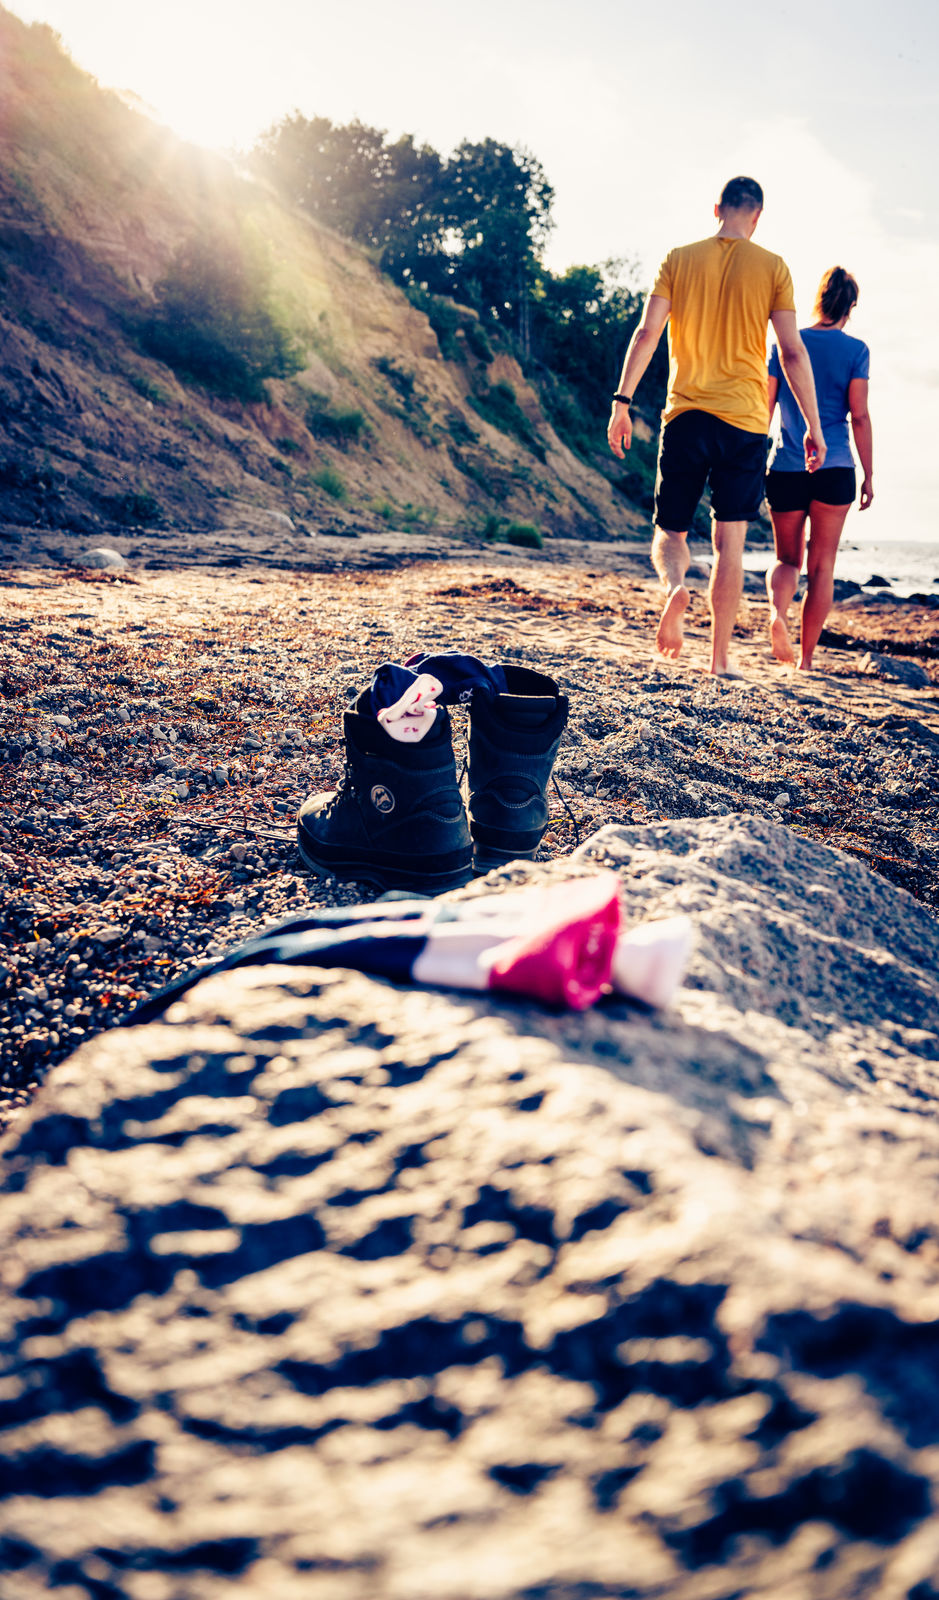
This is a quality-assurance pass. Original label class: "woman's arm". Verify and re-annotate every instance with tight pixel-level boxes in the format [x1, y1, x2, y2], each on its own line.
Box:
[767, 375, 779, 420]
[769, 309, 826, 469]
[848, 377, 873, 509]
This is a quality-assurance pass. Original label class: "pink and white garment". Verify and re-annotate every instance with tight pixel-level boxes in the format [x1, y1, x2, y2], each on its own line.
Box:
[369, 655, 509, 743]
[130, 873, 694, 1025]
[376, 673, 443, 741]
[412, 873, 692, 1010]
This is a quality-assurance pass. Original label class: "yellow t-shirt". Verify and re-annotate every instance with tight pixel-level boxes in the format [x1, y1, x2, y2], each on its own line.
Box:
[652, 237, 795, 434]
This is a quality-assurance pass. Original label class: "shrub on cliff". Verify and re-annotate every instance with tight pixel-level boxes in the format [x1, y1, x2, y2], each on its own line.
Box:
[141, 225, 304, 402]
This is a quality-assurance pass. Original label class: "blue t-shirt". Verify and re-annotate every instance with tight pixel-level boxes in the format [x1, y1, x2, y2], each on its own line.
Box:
[768, 327, 870, 471]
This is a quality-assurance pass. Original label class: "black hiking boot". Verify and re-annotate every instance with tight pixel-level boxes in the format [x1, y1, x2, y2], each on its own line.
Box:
[297, 693, 473, 893]
[466, 665, 569, 873]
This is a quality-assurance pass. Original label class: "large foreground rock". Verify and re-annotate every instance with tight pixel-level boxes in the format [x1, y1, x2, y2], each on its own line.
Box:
[3, 816, 939, 1599]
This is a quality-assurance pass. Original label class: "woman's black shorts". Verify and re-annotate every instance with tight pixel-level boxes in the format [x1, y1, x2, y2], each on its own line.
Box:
[765, 467, 856, 514]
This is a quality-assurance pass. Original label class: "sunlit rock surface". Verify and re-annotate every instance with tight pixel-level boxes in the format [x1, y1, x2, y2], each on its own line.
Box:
[3, 815, 939, 1599]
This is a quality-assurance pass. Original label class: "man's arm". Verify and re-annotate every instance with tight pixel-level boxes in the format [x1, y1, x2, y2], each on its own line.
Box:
[769, 309, 826, 471]
[848, 376, 873, 509]
[607, 293, 670, 457]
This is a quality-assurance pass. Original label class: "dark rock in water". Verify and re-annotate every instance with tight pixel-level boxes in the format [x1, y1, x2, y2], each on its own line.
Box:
[858, 651, 932, 688]
[908, 591, 939, 609]
[864, 573, 891, 588]
[831, 577, 863, 600]
[3, 815, 939, 1598]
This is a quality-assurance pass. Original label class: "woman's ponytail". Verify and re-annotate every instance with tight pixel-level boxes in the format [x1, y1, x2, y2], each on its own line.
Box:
[814, 266, 859, 323]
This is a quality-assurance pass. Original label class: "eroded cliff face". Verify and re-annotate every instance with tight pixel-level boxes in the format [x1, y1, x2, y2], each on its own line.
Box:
[0, 10, 641, 558]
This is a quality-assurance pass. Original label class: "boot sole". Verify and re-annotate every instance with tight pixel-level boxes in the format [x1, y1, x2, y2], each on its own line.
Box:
[297, 830, 473, 894]
[472, 844, 538, 876]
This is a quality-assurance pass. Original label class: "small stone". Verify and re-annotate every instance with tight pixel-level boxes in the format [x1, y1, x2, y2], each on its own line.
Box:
[80, 547, 127, 570]
[213, 766, 229, 786]
[115, 705, 131, 723]
[773, 792, 791, 809]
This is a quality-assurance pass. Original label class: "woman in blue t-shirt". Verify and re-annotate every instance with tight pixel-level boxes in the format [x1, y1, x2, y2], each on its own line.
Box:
[765, 265, 874, 671]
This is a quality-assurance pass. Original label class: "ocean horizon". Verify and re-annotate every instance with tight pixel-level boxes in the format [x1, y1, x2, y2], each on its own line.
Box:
[743, 537, 939, 598]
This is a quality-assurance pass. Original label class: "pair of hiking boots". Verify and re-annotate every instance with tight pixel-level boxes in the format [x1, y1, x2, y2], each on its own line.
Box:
[297, 666, 569, 893]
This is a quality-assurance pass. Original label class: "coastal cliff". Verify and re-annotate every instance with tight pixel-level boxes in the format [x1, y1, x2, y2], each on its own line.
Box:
[0, 8, 644, 558]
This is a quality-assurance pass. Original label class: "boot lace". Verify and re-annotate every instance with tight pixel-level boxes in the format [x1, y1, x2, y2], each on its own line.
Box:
[552, 774, 581, 849]
[324, 764, 353, 815]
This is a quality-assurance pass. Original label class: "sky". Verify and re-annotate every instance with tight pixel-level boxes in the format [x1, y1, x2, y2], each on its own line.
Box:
[5, 0, 938, 548]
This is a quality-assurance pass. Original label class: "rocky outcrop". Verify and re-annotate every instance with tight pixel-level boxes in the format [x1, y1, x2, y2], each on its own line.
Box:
[3, 815, 939, 1598]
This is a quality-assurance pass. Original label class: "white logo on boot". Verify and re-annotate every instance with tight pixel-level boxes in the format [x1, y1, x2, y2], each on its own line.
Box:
[371, 784, 395, 814]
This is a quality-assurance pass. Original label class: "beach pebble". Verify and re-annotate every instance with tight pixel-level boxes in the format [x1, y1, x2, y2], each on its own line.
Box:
[773, 792, 791, 809]
[80, 547, 127, 570]
[858, 653, 931, 689]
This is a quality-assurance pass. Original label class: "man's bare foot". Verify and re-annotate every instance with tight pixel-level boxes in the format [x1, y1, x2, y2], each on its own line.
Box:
[769, 615, 796, 665]
[656, 585, 690, 659]
[798, 658, 823, 674]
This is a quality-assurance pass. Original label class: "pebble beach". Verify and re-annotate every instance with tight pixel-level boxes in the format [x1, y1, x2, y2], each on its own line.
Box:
[2, 536, 938, 1127]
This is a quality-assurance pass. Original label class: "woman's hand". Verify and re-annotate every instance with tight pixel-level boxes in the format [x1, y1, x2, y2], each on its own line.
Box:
[859, 476, 874, 510]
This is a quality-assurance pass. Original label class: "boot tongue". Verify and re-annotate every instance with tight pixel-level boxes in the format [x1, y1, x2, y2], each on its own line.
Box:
[495, 694, 556, 730]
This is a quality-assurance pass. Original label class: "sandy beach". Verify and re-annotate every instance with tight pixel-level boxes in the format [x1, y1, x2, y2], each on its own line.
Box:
[2, 534, 937, 1126]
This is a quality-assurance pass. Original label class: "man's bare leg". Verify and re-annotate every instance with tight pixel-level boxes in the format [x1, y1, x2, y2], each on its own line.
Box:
[651, 526, 690, 658]
[765, 509, 806, 664]
[708, 519, 747, 676]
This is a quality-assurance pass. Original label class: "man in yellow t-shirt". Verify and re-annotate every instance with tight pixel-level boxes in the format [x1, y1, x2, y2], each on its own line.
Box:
[607, 176, 826, 677]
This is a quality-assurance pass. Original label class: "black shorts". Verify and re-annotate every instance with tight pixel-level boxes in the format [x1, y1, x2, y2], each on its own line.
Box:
[654, 410, 768, 530]
[765, 467, 857, 514]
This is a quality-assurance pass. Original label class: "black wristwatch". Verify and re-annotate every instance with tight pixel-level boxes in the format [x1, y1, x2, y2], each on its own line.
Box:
[612, 393, 633, 405]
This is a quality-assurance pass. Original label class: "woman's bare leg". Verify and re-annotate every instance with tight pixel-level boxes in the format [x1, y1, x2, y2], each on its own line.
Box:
[766, 509, 807, 664]
[800, 501, 852, 669]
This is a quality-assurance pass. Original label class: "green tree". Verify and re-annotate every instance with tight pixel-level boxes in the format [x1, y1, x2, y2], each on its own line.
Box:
[439, 139, 554, 344]
[142, 224, 304, 401]
[254, 114, 445, 272]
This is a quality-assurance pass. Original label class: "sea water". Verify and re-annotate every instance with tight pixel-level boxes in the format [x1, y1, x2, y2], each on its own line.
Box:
[743, 539, 939, 597]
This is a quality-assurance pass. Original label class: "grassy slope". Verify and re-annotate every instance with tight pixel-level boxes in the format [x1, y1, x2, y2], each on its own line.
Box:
[0, 9, 645, 552]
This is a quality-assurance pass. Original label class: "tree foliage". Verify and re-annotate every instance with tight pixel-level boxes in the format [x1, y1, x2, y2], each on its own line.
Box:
[254, 115, 446, 286]
[142, 224, 304, 401]
[252, 114, 667, 440]
[254, 118, 553, 338]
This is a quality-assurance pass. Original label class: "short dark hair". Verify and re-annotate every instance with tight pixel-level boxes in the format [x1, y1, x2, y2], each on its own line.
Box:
[814, 265, 859, 323]
[719, 176, 764, 212]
